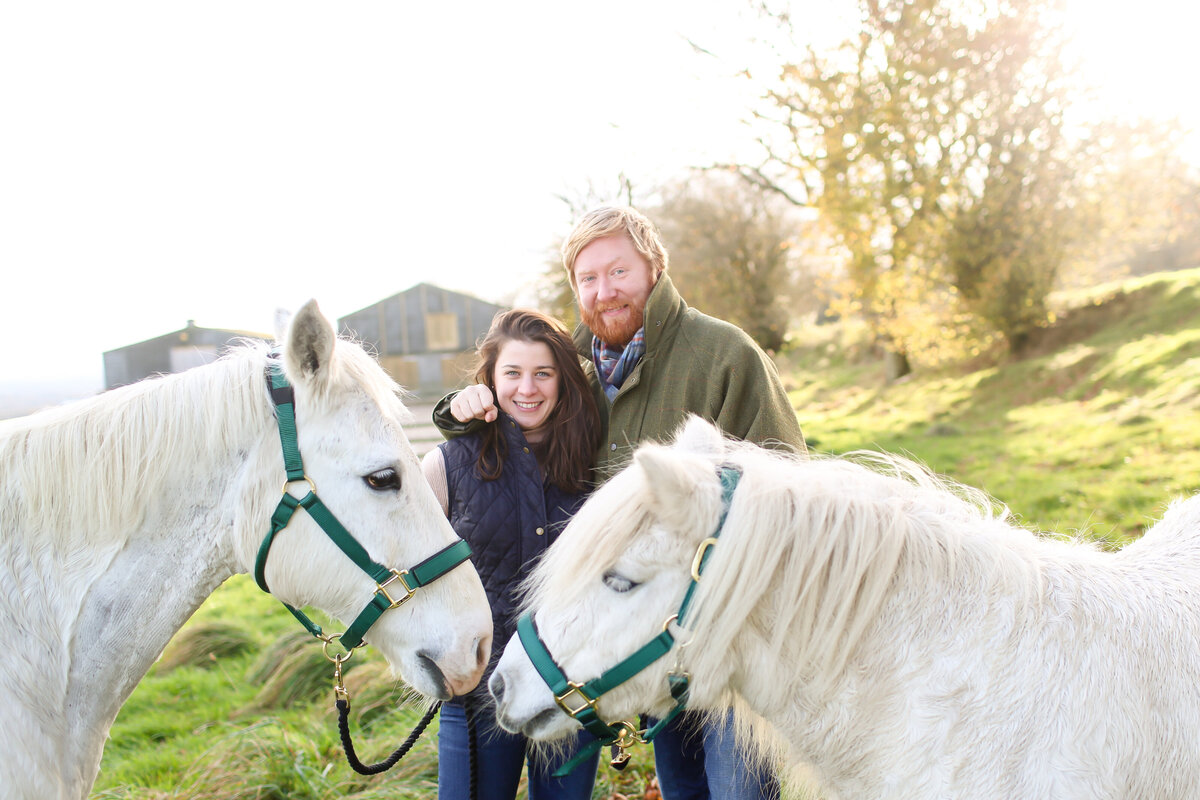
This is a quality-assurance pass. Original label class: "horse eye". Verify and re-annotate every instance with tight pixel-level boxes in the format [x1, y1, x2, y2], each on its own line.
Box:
[364, 468, 400, 491]
[602, 570, 637, 593]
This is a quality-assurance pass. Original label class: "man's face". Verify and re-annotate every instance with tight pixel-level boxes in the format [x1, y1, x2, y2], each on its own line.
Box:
[572, 234, 657, 347]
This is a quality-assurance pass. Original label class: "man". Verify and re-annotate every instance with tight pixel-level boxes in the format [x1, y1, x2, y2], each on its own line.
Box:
[437, 205, 806, 799]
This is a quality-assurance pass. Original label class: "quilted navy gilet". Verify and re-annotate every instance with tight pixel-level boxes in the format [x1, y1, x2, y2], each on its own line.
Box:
[439, 413, 589, 701]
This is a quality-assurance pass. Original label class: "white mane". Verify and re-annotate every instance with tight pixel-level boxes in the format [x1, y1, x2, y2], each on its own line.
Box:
[1, 342, 271, 549]
[681, 444, 1050, 693]
[527, 434, 1047, 692]
[0, 338, 409, 552]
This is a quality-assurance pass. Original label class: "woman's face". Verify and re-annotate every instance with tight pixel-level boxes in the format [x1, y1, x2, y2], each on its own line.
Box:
[492, 338, 559, 431]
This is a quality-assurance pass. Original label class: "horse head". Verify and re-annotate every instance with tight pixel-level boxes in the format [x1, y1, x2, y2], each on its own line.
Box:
[490, 416, 734, 742]
[244, 300, 492, 700]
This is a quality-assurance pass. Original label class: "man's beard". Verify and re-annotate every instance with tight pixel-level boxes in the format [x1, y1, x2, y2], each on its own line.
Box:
[582, 301, 645, 347]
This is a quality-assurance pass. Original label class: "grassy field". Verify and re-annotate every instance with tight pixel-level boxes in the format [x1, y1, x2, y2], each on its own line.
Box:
[89, 267, 1200, 799]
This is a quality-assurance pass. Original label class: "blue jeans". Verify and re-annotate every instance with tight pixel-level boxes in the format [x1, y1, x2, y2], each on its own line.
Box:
[437, 701, 600, 800]
[652, 710, 780, 800]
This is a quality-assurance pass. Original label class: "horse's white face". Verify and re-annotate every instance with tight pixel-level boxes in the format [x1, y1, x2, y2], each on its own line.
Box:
[250, 301, 492, 700]
[490, 417, 729, 740]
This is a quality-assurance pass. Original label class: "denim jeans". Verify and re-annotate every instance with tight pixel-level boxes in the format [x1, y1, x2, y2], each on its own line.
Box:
[651, 710, 780, 800]
[437, 701, 600, 800]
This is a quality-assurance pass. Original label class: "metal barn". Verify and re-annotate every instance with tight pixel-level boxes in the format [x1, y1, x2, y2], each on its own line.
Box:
[338, 283, 506, 397]
[102, 321, 269, 391]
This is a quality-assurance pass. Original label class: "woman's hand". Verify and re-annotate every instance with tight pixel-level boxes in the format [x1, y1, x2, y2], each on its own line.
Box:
[449, 384, 498, 423]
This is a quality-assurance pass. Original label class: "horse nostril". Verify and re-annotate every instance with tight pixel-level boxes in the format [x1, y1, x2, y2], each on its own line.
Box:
[476, 634, 492, 669]
[490, 672, 506, 705]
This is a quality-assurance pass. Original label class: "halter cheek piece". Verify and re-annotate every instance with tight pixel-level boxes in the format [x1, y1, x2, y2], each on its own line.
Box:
[254, 357, 472, 652]
[518, 465, 742, 776]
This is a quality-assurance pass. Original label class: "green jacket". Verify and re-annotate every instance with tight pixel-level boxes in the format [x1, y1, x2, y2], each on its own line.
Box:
[583, 273, 805, 476]
[433, 273, 805, 478]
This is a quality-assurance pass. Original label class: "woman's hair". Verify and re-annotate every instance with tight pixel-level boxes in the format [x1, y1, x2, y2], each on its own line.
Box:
[560, 205, 669, 288]
[471, 309, 602, 493]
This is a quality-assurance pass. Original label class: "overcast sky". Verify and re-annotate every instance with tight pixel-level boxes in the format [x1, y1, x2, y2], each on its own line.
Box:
[2, 0, 1194, 392]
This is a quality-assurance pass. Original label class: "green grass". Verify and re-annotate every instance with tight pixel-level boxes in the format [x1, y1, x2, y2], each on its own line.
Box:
[91, 267, 1200, 799]
[781, 267, 1200, 545]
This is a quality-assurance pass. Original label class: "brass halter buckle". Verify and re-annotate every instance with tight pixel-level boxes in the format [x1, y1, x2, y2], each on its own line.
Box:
[554, 682, 599, 716]
[377, 569, 417, 609]
[690, 537, 718, 581]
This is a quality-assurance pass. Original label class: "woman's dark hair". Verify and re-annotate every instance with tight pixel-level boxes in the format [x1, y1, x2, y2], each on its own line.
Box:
[472, 309, 602, 493]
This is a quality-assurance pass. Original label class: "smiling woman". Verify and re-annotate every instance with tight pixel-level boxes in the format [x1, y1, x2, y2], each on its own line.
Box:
[420, 308, 604, 800]
[493, 339, 561, 433]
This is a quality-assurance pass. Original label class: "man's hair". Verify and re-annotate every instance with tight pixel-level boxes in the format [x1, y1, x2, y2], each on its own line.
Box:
[560, 205, 669, 287]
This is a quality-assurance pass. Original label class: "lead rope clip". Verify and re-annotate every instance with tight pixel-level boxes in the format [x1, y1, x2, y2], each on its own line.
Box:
[608, 720, 642, 771]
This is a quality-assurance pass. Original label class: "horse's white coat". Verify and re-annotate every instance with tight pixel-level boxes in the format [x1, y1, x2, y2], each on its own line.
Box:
[492, 416, 1200, 799]
[0, 301, 492, 800]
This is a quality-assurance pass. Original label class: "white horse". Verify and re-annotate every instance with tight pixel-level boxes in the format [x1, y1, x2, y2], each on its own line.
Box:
[491, 416, 1200, 799]
[0, 301, 492, 800]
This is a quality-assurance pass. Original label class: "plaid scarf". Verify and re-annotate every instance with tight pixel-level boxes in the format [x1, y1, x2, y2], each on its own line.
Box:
[592, 328, 646, 402]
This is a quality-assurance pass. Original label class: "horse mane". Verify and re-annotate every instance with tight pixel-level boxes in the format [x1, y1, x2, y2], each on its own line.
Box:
[0, 340, 275, 548]
[0, 336, 406, 550]
[682, 442, 1044, 694]
[528, 430, 1057, 700]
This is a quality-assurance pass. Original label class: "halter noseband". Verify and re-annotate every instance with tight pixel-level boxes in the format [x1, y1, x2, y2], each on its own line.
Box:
[517, 465, 742, 775]
[254, 357, 472, 651]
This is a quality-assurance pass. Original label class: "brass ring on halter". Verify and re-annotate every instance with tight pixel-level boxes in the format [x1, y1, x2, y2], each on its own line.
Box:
[663, 614, 696, 649]
[283, 475, 318, 497]
[322, 636, 356, 664]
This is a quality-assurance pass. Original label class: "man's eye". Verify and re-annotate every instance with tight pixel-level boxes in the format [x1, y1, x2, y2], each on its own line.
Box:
[602, 570, 638, 593]
[364, 468, 400, 491]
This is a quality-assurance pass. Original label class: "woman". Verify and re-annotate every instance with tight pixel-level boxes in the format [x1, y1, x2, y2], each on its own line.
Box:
[422, 309, 604, 800]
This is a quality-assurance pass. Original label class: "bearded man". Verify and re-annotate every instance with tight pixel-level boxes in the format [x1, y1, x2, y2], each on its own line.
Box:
[436, 206, 805, 799]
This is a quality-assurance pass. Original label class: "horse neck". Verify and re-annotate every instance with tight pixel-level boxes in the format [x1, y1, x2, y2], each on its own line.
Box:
[0, 350, 273, 797]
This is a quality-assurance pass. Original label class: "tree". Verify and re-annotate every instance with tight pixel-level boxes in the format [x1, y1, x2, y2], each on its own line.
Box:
[651, 171, 814, 352]
[743, 0, 1077, 371]
[937, 0, 1077, 354]
[1066, 120, 1200, 285]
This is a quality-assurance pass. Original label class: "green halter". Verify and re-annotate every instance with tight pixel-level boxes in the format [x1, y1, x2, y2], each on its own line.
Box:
[254, 358, 472, 651]
[517, 465, 741, 776]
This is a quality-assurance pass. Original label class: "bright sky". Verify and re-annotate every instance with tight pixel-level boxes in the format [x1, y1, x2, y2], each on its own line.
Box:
[2, 0, 1195, 391]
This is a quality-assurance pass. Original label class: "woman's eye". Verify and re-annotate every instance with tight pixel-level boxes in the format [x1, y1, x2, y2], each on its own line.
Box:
[364, 468, 400, 491]
[602, 570, 638, 593]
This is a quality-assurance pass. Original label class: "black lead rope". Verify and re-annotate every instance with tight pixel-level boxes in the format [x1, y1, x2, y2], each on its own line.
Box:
[337, 698, 441, 775]
[465, 696, 480, 800]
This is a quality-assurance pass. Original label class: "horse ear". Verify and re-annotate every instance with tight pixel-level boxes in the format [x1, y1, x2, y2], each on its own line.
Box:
[673, 415, 726, 458]
[634, 444, 715, 533]
[283, 299, 335, 381]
